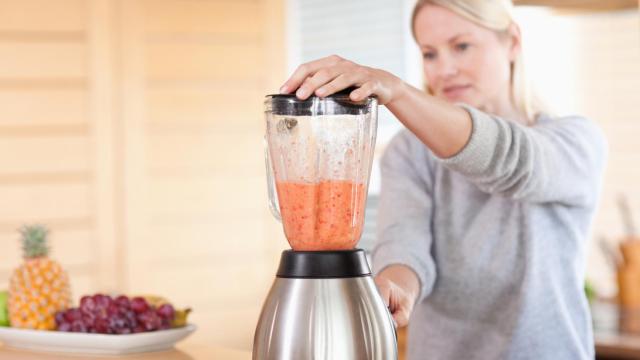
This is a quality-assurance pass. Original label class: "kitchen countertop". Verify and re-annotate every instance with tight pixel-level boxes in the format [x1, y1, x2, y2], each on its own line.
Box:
[591, 300, 640, 360]
[0, 301, 637, 360]
[596, 331, 640, 359]
[2, 333, 640, 360]
[0, 342, 251, 360]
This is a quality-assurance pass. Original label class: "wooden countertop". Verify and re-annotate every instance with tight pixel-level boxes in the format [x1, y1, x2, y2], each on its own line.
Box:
[3, 331, 640, 360]
[0, 342, 252, 360]
[596, 331, 640, 359]
[593, 300, 640, 359]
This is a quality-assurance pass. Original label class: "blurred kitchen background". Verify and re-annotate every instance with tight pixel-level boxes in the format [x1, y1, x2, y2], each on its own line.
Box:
[0, 0, 638, 353]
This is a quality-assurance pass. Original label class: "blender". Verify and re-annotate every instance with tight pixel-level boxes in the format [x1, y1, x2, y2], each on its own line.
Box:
[253, 89, 398, 359]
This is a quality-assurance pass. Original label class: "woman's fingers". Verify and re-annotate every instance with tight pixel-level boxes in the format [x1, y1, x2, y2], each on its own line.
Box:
[280, 55, 343, 95]
[375, 275, 414, 328]
[393, 306, 411, 328]
[392, 292, 414, 327]
[314, 71, 363, 98]
[297, 64, 354, 99]
[350, 80, 376, 101]
[351, 77, 394, 103]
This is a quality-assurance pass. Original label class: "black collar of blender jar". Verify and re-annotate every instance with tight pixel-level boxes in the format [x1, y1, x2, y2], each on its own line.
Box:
[276, 249, 372, 278]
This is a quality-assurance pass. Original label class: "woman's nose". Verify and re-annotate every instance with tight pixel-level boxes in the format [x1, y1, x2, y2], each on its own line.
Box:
[435, 55, 459, 79]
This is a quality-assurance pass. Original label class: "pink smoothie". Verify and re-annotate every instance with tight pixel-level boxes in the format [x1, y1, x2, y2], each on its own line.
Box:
[276, 180, 367, 251]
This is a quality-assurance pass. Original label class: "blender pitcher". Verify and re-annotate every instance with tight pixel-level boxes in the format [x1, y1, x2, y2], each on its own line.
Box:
[256, 89, 397, 360]
[264, 89, 378, 251]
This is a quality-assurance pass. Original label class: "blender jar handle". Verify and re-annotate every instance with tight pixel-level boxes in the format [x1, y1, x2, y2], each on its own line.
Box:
[263, 137, 282, 221]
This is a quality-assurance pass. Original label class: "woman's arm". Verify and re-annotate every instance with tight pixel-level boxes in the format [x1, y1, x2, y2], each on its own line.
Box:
[282, 55, 608, 206]
[386, 83, 472, 159]
[439, 106, 608, 206]
[280, 55, 472, 159]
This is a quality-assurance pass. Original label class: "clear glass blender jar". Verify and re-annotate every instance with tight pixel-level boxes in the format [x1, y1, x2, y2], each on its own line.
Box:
[264, 90, 378, 251]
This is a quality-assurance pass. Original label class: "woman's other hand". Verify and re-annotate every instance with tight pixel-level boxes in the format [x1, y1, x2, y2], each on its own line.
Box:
[375, 265, 421, 327]
[279, 55, 406, 105]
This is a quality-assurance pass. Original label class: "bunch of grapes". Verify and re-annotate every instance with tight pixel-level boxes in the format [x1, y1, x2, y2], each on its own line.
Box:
[54, 294, 175, 334]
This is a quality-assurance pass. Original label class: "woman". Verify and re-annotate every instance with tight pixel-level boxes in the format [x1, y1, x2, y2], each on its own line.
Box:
[280, 0, 607, 358]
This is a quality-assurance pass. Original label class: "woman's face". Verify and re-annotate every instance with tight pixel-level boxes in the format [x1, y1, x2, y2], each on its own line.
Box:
[414, 5, 518, 111]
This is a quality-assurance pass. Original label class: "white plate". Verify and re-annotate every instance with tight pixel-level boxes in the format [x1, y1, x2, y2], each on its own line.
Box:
[0, 324, 196, 355]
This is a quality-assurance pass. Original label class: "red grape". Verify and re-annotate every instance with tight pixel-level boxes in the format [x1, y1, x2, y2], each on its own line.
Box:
[115, 295, 131, 309]
[138, 310, 161, 331]
[94, 318, 109, 334]
[107, 303, 120, 317]
[54, 311, 65, 326]
[156, 304, 175, 320]
[93, 294, 112, 309]
[125, 310, 138, 328]
[80, 295, 96, 312]
[130, 297, 149, 314]
[64, 308, 82, 322]
[133, 325, 145, 333]
[71, 320, 87, 333]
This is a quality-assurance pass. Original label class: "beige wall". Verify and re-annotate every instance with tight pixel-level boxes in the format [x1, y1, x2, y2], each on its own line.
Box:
[0, 0, 102, 298]
[0, 0, 287, 350]
[569, 10, 640, 297]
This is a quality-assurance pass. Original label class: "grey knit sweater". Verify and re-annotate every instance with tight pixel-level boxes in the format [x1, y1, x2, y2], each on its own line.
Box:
[371, 105, 607, 360]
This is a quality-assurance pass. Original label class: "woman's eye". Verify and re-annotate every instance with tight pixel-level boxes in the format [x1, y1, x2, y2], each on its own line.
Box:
[423, 52, 436, 60]
[455, 43, 470, 52]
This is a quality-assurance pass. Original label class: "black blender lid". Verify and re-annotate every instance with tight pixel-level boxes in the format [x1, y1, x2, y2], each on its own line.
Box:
[276, 249, 371, 278]
[265, 87, 376, 116]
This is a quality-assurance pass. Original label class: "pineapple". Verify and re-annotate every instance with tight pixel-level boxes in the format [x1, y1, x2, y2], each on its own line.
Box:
[8, 225, 72, 330]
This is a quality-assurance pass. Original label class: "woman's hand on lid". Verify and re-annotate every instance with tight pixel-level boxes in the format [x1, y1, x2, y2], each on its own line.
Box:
[279, 55, 406, 105]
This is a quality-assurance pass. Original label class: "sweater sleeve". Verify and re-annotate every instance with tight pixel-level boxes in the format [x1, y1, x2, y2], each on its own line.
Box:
[438, 105, 608, 207]
[371, 131, 437, 304]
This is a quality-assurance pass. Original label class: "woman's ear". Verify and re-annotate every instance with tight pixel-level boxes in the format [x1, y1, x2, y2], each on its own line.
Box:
[507, 22, 522, 62]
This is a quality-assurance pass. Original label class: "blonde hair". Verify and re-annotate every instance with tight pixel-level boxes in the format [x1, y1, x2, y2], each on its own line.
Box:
[412, 0, 538, 123]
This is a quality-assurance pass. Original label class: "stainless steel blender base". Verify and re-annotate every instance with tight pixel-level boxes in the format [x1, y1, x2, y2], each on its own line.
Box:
[253, 276, 398, 360]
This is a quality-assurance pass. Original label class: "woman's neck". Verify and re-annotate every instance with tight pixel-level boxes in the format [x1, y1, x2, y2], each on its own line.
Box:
[479, 94, 529, 125]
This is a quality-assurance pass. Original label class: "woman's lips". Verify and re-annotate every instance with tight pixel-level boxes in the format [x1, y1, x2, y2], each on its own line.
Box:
[442, 84, 471, 99]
